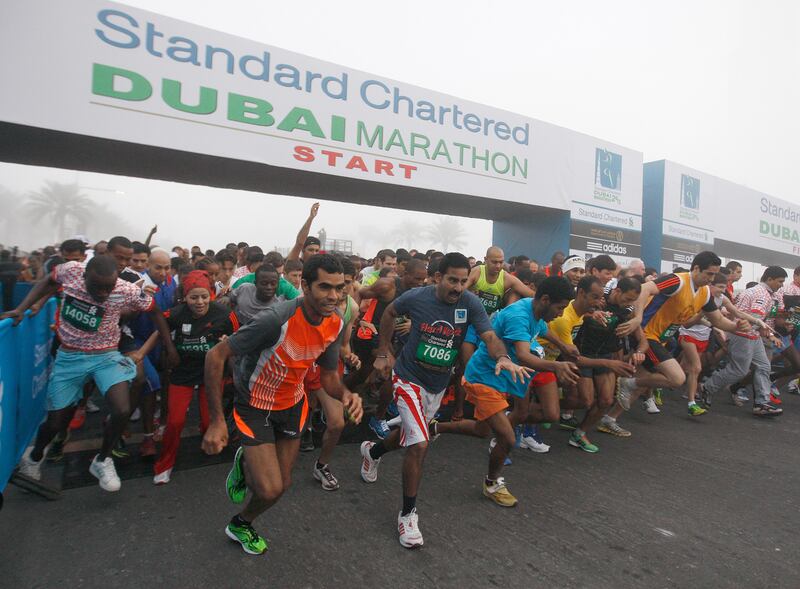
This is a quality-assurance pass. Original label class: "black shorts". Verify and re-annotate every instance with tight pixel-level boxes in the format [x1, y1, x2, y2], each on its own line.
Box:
[233, 397, 309, 446]
[643, 339, 673, 372]
[579, 354, 613, 378]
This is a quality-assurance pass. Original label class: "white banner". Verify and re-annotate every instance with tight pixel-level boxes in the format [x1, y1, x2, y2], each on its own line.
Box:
[0, 0, 643, 215]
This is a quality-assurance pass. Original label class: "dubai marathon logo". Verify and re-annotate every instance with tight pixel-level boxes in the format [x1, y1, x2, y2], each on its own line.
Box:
[680, 174, 700, 221]
[593, 149, 622, 204]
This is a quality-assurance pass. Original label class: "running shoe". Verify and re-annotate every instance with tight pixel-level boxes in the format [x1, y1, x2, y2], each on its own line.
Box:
[688, 403, 707, 417]
[18, 446, 43, 480]
[68, 406, 86, 430]
[616, 377, 636, 410]
[643, 396, 661, 414]
[153, 468, 172, 485]
[653, 389, 664, 406]
[770, 385, 782, 405]
[299, 428, 314, 452]
[483, 477, 518, 507]
[568, 432, 599, 453]
[397, 509, 424, 548]
[788, 379, 800, 395]
[596, 416, 631, 437]
[111, 439, 130, 459]
[519, 426, 550, 453]
[226, 521, 268, 555]
[89, 455, 121, 492]
[85, 398, 101, 413]
[753, 403, 783, 417]
[559, 416, 579, 430]
[226, 446, 247, 504]
[360, 441, 380, 483]
[313, 463, 340, 491]
[130, 408, 141, 421]
[731, 392, 744, 407]
[368, 416, 390, 439]
[46, 431, 70, 462]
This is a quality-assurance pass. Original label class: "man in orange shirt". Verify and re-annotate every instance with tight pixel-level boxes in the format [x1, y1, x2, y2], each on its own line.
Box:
[201, 254, 363, 555]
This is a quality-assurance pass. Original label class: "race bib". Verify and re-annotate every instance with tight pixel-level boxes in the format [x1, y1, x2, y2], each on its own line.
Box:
[416, 341, 457, 368]
[177, 335, 212, 354]
[61, 296, 104, 332]
[477, 290, 501, 314]
[660, 324, 679, 341]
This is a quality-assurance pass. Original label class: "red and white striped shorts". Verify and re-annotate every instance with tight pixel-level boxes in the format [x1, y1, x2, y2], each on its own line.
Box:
[392, 372, 445, 447]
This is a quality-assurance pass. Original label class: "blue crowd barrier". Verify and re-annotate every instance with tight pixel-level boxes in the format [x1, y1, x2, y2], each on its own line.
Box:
[13, 282, 34, 309]
[0, 298, 56, 491]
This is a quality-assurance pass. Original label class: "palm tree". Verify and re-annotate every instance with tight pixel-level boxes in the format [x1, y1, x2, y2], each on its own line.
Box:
[25, 181, 93, 242]
[391, 218, 426, 250]
[0, 185, 20, 237]
[424, 218, 467, 252]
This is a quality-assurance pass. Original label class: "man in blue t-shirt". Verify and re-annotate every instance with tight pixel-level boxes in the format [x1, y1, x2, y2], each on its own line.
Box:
[436, 277, 580, 507]
[359, 253, 528, 549]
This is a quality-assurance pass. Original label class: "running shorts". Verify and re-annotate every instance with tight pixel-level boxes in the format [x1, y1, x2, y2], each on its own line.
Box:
[462, 379, 509, 421]
[643, 339, 674, 372]
[233, 396, 310, 445]
[578, 354, 613, 378]
[392, 371, 445, 447]
[530, 371, 557, 387]
[679, 334, 710, 354]
[46, 349, 137, 411]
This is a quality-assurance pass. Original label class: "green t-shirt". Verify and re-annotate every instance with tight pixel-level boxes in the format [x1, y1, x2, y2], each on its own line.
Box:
[232, 273, 299, 299]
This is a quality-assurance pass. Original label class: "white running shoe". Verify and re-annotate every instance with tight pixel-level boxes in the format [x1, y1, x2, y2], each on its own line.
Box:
[360, 441, 380, 483]
[130, 408, 141, 421]
[153, 469, 172, 485]
[18, 446, 43, 480]
[616, 378, 636, 410]
[85, 398, 101, 413]
[397, 509, 424, 548]
[519, 435, 550, 453]
[789, 379, 800, 395]
[643, 396, 660, 414]
[89, 455, 121, 492]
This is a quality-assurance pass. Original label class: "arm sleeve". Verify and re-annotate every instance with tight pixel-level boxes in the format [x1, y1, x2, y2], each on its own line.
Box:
[227, 307, 282, 355]
[278, 277, 299, 300]
[652, 273, 682, 297]
[228, 311, 240, 333]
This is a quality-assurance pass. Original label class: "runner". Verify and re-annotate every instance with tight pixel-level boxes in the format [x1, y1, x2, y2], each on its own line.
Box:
[725, 261, 743, 299]
[434, 277, 579, 505]
[568, 277, 643, 451]
[678, 272, 767, 415]
[229, 264, 298, 323]
[699, 266, 787, 416]
[283, 259, 304, 290]
[353, 258, 428, 438]
[544, 251, 566, 277]
[451, 246, 534, 420]
[360, 252, 528, 548]
[561, 255, 586, 287]
[9, 255, 177, 491]
[130, 242, 150, 278]
[603, 252, 751, 435]
[152, 270, 240, 484]
[200, 254, 363, 555]
[362, 250, 398, 286]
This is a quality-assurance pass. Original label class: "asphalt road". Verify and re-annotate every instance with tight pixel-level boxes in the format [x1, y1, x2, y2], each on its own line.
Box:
[3, 391, 800, 589]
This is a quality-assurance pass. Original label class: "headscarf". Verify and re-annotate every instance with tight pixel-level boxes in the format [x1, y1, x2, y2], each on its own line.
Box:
[182, 270, 214, 299]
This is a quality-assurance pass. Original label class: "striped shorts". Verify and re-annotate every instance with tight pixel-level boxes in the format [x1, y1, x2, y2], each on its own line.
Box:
[392, 372, 445, 447]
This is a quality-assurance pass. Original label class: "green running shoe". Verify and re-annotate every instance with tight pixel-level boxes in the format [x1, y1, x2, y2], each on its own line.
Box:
[226, 446, 247, 504]
[225, 522, 268, 555]
[688, 403, 707, 417]
[568, 432, 599, 453]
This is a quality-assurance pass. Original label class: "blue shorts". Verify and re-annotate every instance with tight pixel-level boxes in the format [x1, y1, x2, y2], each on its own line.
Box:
[46, 349, 137, 411]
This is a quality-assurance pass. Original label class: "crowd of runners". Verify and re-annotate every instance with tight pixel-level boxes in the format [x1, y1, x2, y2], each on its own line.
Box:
[3, 201, 799, 555]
